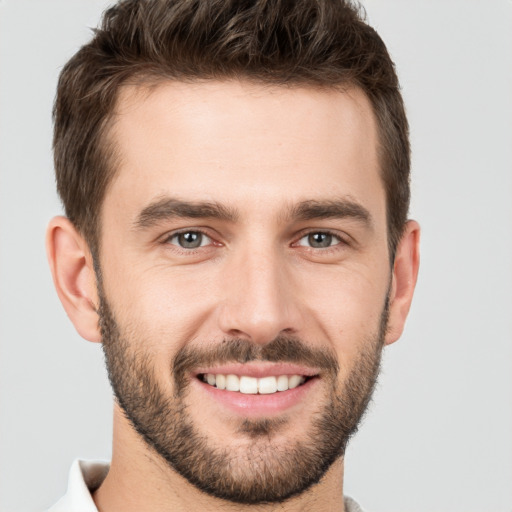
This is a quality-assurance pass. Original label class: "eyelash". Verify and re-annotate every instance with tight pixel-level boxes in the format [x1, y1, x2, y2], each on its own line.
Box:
[293, 229, 348, 250]
[162, 229, 215, 250]
[161, 228, 349, 254]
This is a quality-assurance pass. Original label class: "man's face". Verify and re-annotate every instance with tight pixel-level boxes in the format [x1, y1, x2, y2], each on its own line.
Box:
[97, 81, 391, 503]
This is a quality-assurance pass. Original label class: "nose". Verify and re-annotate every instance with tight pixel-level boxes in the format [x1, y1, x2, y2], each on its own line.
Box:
[217, 246, 302, 345]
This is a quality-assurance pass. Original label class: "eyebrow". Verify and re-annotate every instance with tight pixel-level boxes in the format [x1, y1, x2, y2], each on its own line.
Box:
[133, 196, 372, 230]
[288, 199, 372, 227]
[134, 197, 239, 229]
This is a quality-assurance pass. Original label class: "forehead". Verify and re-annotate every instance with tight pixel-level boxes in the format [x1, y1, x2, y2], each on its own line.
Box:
[105, 80, 383, 223]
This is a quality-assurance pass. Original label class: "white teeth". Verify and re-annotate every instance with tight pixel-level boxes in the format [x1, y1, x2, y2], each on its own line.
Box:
[276, 375, 289, 392]
[258, 376, 277, 394]
[225, 374, 240, 392]
[216, 374, 226, 390]
[202, 373, 307, 394]
[288, 375, 305, 389]
[239, 376, 258, 394]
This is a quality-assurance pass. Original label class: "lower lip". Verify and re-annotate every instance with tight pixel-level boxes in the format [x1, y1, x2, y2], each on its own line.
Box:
[194, 377, 318, 417]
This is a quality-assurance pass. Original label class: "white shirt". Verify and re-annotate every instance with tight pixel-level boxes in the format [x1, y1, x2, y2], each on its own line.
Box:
[48, 460, 108, 512]
[48, 460, 366, 512]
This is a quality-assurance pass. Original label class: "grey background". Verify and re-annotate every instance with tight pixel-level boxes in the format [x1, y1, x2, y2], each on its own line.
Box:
[1, 1, 511, 511]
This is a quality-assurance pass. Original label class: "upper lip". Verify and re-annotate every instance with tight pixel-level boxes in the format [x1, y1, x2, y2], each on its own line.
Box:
[193, 362, 320, 379]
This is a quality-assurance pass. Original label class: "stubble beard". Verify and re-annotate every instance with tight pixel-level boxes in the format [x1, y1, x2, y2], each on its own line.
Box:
[98, 286, 387, 505]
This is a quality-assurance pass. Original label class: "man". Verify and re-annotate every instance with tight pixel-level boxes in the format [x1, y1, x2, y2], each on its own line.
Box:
[46, 0, 419, 510]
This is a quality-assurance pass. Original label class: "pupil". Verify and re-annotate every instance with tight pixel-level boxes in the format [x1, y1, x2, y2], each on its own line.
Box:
[179, 232, 201, 248]
[309, 232, 331, 248]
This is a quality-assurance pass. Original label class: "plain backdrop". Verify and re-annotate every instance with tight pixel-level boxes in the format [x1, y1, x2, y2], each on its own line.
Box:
[1, 1, 511, 511]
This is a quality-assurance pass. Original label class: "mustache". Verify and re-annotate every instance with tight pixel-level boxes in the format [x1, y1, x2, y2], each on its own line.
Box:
[172, 336, 340, 383]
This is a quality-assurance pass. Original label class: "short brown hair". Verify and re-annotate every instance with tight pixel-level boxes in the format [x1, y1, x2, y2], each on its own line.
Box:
[54, 0, 410, 258]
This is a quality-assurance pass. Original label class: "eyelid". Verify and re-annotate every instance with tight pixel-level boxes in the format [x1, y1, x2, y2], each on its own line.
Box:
[159, 227, 350, 251]
[292, 229, 349, 248]
[162, 227, 218, 247]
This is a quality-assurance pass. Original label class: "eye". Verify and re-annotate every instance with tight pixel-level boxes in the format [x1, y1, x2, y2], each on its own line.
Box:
[296, 231, 343, 249]
[167, 231, 212, 249]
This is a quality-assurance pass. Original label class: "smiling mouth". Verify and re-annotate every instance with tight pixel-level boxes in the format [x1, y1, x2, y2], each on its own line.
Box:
[198, 373, 313, 395]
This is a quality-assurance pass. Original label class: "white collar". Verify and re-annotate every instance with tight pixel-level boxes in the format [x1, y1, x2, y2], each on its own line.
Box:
[48, 459, 364, 512]
[47, 459, 109, 512]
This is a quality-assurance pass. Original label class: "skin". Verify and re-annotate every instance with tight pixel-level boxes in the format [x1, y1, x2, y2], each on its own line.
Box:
[47, 80, 420, 512]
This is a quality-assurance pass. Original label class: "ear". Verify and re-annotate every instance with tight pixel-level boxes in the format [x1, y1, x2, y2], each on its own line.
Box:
[46, 216, 101, 343]
[385, 220, 420, 345]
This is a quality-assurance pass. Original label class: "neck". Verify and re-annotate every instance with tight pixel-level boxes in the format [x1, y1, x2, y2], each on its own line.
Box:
[93, 408, 346, 512]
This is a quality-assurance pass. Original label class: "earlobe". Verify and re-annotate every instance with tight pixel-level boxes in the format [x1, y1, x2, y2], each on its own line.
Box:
[385, 220, 420, 345]
[46, 216, 102, 343]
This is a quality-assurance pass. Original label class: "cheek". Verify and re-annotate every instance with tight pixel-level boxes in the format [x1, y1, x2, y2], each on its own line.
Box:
[104, 263, 219, 350]
[300, 265, 389, 354]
